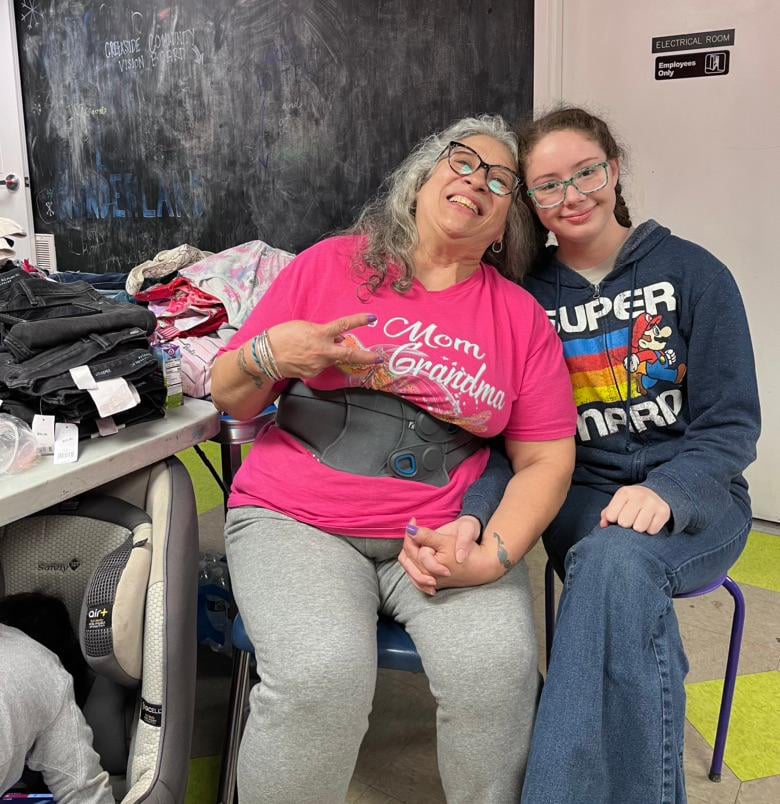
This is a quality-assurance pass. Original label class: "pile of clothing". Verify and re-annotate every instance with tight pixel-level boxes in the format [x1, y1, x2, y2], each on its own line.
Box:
[127, 240, 295, 398]
[0, 237, 295, 419]
[0, 263, 166, 438]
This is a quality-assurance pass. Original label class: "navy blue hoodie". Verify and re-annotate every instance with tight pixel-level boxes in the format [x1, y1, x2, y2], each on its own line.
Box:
[464, 220, 760, 534]
[525, 220, 760, 532]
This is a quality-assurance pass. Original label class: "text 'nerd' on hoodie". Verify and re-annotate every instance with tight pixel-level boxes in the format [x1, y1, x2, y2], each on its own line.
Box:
[523, 219, 761, 534]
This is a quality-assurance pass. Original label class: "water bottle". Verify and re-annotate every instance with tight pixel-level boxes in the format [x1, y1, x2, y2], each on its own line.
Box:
[197, 553, 233, 653]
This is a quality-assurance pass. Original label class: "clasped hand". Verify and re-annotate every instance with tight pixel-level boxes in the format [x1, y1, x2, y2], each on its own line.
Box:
[397, 516, 502, 595]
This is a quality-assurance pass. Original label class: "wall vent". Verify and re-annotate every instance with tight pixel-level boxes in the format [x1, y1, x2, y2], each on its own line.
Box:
[34, 233, 57, 272]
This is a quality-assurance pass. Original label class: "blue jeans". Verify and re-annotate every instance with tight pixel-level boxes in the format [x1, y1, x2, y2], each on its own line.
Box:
[521, 483, 750, 804]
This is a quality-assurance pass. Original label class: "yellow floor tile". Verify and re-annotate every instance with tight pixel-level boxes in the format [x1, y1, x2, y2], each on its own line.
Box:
[730, 532, 780, 593]
[686, 671, 780, 781]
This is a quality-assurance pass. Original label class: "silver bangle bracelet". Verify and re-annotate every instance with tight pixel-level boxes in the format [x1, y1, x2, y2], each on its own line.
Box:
[250, 335, 271, 378]
[263, 330, 283, 379]
[253, 331, 283, 381]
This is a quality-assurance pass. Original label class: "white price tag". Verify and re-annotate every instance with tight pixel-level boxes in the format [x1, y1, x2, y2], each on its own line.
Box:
[95, 416, 118, 437]
[53, 422, 79, 464]
[69, 365, 98, 390]
[32, 414, 56, 455]
[87, 378, 140, 418]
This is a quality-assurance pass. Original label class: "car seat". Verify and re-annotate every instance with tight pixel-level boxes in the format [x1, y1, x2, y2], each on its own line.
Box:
[0, 456, 198, 803]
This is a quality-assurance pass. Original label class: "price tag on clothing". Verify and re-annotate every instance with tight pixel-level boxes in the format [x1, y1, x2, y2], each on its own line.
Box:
[95, 416, 119, 437]
[32, 414, 56, 455]
[87, 378, 140, 418]
[69, 365, 98, 390]
[53, 422, 79, 464]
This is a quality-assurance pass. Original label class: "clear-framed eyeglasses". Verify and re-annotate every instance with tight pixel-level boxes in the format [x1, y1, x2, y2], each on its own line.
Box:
[442, 141, 520, 197]
[526, 161, 610, 209]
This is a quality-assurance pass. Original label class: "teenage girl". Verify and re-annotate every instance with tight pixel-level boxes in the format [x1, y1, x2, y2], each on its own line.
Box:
[516, 107, 761, 804]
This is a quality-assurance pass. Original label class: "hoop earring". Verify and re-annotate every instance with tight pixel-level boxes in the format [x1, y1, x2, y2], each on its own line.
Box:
[491, 240, 503, 254]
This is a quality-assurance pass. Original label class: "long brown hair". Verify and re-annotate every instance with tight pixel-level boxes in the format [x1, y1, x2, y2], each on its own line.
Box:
[517, 107, 632, 253]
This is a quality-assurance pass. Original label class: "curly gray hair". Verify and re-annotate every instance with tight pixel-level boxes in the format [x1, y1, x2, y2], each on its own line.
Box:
[347, 115, 536, 295]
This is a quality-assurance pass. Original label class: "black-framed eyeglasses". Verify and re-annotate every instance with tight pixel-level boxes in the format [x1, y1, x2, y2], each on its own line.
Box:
[442, 141, 520, 197]
[526, 161, 610, 209]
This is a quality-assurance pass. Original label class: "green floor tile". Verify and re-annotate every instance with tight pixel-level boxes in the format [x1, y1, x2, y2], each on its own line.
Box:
[178, 443, 251, 515]
[185, 755, 221, 804]
[730, 531, 780, 593]
[178, 443, 225, 515]
[686, 671, 780, 781]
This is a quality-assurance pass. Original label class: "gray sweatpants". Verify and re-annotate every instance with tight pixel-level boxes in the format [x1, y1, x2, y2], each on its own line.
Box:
[224, 506, 539, 804]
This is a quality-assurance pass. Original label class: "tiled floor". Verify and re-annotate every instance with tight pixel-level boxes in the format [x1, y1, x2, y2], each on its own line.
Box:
[190, 502, 780, 803]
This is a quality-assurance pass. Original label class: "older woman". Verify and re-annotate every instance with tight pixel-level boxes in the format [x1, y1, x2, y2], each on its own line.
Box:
[210, 115, 576, 804]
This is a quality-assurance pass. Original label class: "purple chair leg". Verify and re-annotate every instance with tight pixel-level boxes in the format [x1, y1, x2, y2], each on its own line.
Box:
[708, 576, 746, 782]
[544, 559, 556, 670]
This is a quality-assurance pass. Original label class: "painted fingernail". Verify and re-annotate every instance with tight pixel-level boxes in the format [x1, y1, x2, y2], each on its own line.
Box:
[367, 314, 377, 323]
[406, 524, 418, 535]
[374, 355, 384, 364]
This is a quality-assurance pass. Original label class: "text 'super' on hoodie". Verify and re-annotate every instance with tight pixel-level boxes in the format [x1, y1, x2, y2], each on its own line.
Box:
[522, 219, 761, 534]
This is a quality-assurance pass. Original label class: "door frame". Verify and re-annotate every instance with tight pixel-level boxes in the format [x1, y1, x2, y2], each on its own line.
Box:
[534, 0, 564, 111]
[0, 0, 35, 259]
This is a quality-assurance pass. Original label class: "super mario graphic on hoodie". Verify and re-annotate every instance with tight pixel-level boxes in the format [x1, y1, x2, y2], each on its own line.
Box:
[523, 219, 760, 531]
[626, 312, 687, 396]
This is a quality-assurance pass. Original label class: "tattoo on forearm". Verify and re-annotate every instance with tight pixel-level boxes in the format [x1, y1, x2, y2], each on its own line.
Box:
[492, 531, 515, 571]
[238, 345, 266, 389]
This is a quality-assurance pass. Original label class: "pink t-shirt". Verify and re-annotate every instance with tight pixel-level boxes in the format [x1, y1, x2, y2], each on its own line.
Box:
[221, 236, 576, 538]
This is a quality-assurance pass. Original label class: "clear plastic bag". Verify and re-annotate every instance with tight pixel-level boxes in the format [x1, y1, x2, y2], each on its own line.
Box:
[0, 414, 39, 474]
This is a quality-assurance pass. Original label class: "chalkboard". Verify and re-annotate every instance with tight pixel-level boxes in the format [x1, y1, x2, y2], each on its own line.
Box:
[15, 0, 533, 273]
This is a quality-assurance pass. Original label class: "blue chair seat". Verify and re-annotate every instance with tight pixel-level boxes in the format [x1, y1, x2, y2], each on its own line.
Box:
[231, 612, 424, 674]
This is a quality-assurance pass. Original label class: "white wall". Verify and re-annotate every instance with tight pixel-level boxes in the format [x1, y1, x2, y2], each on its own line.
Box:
[535, 0, 779, 521]
[0, 0, 35, 257]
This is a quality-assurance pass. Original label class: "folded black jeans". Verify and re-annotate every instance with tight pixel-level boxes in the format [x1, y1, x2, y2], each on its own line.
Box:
[38, 374, 165, 422]
[35, 353, 161, 409]
[0, 384, 166, 440]
[0, 331, 153, 393]
[2, 305, 156, 361]
[0, 272, 110, 311]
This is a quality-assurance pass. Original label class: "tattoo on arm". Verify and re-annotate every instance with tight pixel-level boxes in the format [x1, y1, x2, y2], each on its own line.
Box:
[238, 345, 266, 389]
[492, 531, 515, 571]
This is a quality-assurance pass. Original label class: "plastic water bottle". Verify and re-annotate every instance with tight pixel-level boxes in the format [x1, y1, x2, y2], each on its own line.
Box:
[197, 553, 233, 653]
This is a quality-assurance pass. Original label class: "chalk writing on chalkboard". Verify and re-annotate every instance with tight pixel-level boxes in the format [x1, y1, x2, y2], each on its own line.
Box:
[16, 0, 533, 272]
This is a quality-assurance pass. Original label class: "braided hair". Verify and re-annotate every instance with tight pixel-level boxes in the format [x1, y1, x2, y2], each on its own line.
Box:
[517, 106, 632, 253]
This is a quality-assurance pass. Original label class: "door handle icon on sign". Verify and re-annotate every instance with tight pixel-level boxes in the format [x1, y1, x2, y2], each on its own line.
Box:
[0, 174, 20, 191]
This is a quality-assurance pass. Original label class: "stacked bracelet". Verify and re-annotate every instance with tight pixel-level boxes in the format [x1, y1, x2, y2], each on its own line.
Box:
[250, 330, 284, 381]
